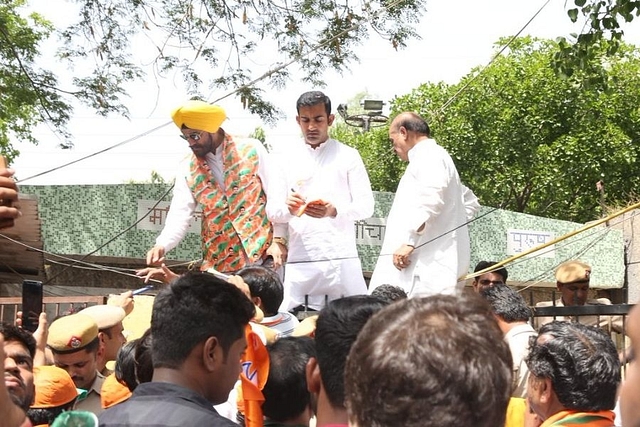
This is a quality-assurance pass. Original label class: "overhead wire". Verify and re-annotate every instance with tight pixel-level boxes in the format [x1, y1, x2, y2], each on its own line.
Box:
[512, 226, 611, 292]
[468, 209, 640, 292]
[465, 199, 640, 283]
[0, 232, 168, 292]
[8, 0, 610, 285]
[6, 196, 629, 288]
[432, 0, 552, 117]
[285, 205, 500, 266]
[16, 0, 423, 185]
[0, 182, 175, 292]
[36, 183, 176, 287]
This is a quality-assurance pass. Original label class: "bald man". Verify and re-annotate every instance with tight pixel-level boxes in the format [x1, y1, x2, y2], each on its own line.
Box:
[146, 100, 286, 273]
[369, 112, 479, 297]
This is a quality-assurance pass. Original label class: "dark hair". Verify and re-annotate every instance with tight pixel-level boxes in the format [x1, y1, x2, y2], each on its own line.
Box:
[474, 261, 509, 282]
[480, 284, 532, 323]
[115, 339, 138, 391]
[392, 112, 430, 137]
[262, 336, 316, 422]
[115, 328, 152, 392]
[134, 328, 153, 385]
[296, 91, 331, 116]
[315, 295, 388, 408]
[151, 271, 255, 369]
[370, 284, 408, 303]
[27, 401, 75, 426]
[237, 265, 283, 316]
[526, 321, 620, 411]
[0, 323, 36, 358]
[345, 293, 513, 427]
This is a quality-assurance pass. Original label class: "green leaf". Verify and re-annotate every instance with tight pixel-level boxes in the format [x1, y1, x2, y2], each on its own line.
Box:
[568, 8, 579, 22]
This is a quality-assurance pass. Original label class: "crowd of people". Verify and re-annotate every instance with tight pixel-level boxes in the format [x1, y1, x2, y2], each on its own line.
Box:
[0, 93, 638, 427]
[0, 269, 637, 427]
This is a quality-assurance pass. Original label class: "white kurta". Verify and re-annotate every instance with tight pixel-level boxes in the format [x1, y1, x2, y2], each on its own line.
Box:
[369, 138, 477, 297]
[268, 139, 374, 310]
[505, 323, 537, 398]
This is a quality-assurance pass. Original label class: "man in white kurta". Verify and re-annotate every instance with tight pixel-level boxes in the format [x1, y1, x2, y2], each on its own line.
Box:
[268, 91, 374, 311]
[369, 112, 478, 297]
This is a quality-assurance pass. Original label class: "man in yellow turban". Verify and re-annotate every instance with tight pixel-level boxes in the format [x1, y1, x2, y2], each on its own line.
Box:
[145, 100, 287, 273]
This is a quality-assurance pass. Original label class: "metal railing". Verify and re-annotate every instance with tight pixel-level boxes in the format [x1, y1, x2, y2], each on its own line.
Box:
[0, 296, 107, 324]
[530, 303, 634, 374]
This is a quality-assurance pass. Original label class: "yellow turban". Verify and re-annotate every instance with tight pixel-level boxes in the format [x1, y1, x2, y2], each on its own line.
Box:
[171, 100, 227, 133]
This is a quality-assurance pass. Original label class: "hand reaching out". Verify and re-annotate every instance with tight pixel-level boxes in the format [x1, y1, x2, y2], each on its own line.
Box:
[135, 264, 179, 284]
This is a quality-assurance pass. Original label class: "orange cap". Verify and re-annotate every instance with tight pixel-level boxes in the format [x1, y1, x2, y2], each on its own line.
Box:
[100, 373, 132, 409]
[32, 366, 78, 408]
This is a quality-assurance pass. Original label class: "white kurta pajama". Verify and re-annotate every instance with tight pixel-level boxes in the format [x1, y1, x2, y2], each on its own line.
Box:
[369, 138, 478, 297]
[268, 138, 374, 310]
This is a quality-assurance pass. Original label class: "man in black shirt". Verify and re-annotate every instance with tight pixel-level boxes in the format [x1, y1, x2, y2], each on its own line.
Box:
[99, 271, 255, 426]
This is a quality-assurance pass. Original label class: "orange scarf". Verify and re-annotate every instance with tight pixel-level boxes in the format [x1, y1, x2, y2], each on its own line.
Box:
[541, 410, 615, 427]
[239, 324, 270, 427]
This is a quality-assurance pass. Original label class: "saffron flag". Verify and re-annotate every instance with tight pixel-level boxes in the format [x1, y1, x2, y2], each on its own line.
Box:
[240, 324, 270, 427]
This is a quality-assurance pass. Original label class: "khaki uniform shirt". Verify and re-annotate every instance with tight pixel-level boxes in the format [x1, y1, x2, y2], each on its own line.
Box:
[535, 298, 624, 334]
[76, 371, 106, 415]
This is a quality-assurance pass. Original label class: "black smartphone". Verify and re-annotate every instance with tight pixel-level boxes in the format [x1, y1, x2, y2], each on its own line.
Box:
[21, 280, 43, 332]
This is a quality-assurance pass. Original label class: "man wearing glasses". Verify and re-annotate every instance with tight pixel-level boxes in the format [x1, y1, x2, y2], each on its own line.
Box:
[471, 260, 508, 293]
[146, 100, 285, 273]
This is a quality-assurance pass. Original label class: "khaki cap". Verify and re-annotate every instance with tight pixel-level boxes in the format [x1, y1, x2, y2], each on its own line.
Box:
[555, 260, 591, 284]
[78, 305, 126, 330]
[47, 313, 98, 352]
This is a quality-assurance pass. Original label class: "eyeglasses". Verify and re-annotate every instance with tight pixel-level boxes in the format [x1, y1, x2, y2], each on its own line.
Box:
[179, 132, 203, 141]
[479, 279, 504, 286]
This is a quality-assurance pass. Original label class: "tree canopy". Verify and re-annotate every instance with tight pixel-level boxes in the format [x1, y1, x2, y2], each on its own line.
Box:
[557, 0, 640, 82]
[0, 0, 424, 162]
[0, 0, 69, 160]
[1, 0, 639, 165]
[346, 37, 640, 223]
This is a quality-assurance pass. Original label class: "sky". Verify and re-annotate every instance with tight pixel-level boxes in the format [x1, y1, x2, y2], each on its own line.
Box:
[10, 0, 640, 185]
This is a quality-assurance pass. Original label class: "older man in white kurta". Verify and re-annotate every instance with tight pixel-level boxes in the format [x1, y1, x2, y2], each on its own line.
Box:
[369, 112, 478, 297]
[268, 91, 374, 311]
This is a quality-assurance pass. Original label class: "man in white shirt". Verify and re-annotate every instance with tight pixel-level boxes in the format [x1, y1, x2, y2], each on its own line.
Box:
[146, 100, 285, 273]
[369, 112, 479, 297]
[480, 283, 537, 398]
[267, 91, 374, 312]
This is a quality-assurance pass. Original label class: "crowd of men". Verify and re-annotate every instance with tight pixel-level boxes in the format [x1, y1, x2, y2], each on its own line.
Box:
[0, 268, 637, 427]
[0, 92, 638, 427]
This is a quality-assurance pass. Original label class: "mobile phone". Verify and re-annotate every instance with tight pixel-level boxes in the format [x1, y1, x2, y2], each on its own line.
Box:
[22, 280, 43, 332]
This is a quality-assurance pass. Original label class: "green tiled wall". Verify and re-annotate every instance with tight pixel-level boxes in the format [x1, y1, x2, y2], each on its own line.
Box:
[20, 185, 624, 288]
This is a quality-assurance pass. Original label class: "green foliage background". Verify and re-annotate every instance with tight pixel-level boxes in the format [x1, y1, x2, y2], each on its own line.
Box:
[338, 37, 640, 223]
